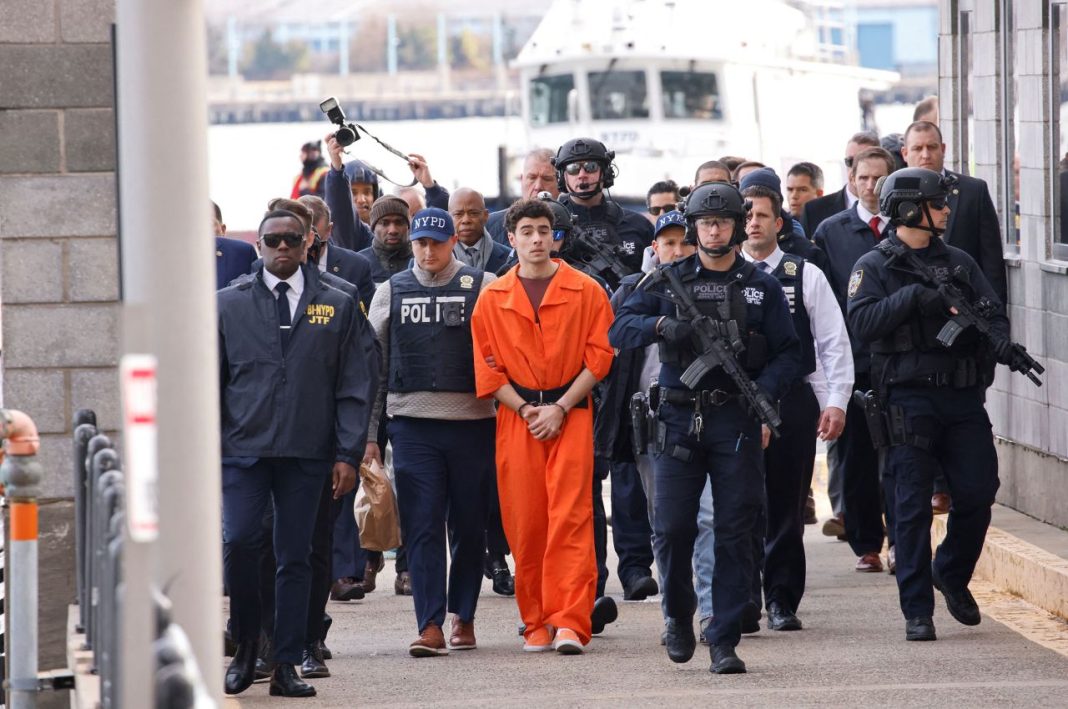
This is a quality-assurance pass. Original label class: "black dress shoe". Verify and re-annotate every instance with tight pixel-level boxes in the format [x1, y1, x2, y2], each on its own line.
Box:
[623, 576, 659, 601]
[741, 602, 761, 634]
[269, 663, 317, 697]
[300, 643, 330, 679]
[485, 555, 516, 596]
[224, 642, 257, 696]
[254, 657, 271, 680]
[710, 644, 746, 674]
[591, 596, 618, 635]
[319, 638, 332, 660]
[766, 602, 802, 631]
[932, 563, 981, 626]
[663, 617, 696, 664]
[905, 616, 937, 641]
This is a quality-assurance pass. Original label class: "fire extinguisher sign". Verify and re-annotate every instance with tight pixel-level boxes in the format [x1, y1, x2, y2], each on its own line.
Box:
[121, 354, 159, 542]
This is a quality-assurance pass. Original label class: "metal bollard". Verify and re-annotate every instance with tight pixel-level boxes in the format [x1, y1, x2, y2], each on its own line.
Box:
[102, 511, 124, 709]
[0, 410, 43, 709]
[83, 434, 113, 649]
[72, 417, 99, 634]
[89, 465, 121, 670]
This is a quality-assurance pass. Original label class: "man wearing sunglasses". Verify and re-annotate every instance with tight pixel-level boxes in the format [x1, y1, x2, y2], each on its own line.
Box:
[551, 137, 653, 286]
[646, 180, 682, 225]
[800, 131, 880, 237]
[219, 209, 374, 698]
[848, 167, 1013, 643]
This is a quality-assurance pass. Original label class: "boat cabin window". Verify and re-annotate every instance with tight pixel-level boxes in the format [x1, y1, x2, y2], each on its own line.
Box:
[530, 74, 576, 126]
[589, 70, 649, 120]
[661, 71, 722, 120]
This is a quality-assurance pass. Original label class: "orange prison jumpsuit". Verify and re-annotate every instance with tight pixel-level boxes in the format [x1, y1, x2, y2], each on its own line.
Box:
[470, 260, 614, 645]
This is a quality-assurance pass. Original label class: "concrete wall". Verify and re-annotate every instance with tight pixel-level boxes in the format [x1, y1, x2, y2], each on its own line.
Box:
[0, 0, 118, 692]
[940, 0, 1068, 529]
[0, 0, 120, 500]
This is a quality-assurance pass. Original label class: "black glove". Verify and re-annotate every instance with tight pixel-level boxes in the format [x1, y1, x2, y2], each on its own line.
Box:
[913, 285, 945, 316]
[992, 338, 1015, 365]
[659, 318, 694, 345]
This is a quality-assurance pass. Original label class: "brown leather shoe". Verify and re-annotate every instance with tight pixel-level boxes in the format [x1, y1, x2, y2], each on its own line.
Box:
[449, 616, 476, 650]
[395, 571, 413, 596]
[822, 514, 845, 538]
[931, 493, 951, 515]
[329, 577, 365, 601]
[358, 557, 386, 593]
[855, 552, 884, 572]
[409, 622, 448, 657]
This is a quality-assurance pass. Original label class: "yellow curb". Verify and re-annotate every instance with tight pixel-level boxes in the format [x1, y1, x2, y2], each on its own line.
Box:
[931, 515, 1068, 622]
[969, 576, 1068, 659]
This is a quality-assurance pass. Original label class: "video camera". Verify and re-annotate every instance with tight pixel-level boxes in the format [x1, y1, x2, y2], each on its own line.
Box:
[320, 97, 360, 147]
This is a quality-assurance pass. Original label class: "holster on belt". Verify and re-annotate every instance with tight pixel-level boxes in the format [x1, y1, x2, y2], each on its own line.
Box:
[853, 389, 891, 450]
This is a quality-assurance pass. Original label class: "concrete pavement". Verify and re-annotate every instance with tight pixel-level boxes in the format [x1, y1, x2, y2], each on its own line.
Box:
[228, 502, 1068, 707]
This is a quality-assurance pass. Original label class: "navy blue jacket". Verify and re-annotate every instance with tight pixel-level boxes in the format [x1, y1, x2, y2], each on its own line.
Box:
[215, 237, 257, 290]
[847, 234, 1007, 388]
[801, 187, 849, 237]
[487, 208, 509, 244]
[595, 271, 645, 461]
[323, 243, 375, 312]
[218, 263, 374, 464]
[483, 238, 512, 273]
[561, 194, 653, 276]
[609, 254, 801, 402]
[943, 170, 1007, 304]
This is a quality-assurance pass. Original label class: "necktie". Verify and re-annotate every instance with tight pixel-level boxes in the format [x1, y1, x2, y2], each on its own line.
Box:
[756, 261, 769, 272]
[465, 246, 480, 266]
[869, 216, 882, 240]
[275, 282, 292, 350]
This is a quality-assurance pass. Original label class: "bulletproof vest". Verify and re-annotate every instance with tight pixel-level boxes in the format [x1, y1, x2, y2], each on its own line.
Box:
[388, 266, 484, 393]
[658, 262, 768, 375]
[771, 254, 816, 376]
[560, 196, 625, 283]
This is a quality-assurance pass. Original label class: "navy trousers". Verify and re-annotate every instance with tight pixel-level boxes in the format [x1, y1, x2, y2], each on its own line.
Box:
[332, 488, 362, 579]
[886, 386, 999, 619]
[653, 401, 764, 648]
[223, 457, 330, 664]
[840, 373, 885, 556]
[389, 416, 494, 632]
[594, 456, 609, 597]
[609, 460, 655, 587]
[760, 382, 820, 612]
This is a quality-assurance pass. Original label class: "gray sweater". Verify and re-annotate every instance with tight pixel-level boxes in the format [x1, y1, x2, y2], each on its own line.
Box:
[367, 257, 497, 440]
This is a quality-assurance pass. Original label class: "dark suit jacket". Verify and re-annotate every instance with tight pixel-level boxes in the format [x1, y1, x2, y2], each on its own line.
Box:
[943, 171, 1007, 304]
[215, 237, 257, 290]
[484, 239, 511, 273]
[801, 187, 849, 237]
[324, 243, 375, 312]
[487, 209, 508, 244]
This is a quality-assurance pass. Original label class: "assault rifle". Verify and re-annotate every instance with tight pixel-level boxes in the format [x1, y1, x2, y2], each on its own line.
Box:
[644, 265, 783, 438]
[880, 241, 1044, 386]
[564, 229, 630, 285]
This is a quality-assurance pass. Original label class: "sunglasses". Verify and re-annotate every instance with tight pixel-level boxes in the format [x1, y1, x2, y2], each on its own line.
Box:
[260, 232, 304, 248]
[927, 197, 948, 210]
[648, 205, 672, 216]
[844, 157, 854, 168]
[563, 161, 602, 176]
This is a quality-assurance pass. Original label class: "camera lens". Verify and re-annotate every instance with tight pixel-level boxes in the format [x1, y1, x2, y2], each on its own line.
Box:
[336, 126, 357, 147]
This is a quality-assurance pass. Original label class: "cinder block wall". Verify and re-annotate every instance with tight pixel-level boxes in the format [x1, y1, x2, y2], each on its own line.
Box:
[0, 0, 120, 499]
[0, 0, 118, 689]
[940, 0, 1068, 529]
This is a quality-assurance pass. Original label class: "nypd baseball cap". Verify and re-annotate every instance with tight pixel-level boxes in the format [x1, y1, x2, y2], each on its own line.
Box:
[410, 207, 455, 242]
[654, 210, 687, 238]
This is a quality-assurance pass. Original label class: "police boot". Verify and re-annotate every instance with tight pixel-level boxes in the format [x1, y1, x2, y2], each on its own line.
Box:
[224, 642, 257, 695]
[300, 642, 329, 679]
[905, 616, 937, 641]
[269, 664, 317, 697]
[591, 596, 618, 635]
[932, 562, 980, 626]
[663, 617, 696, 663]
[710, 644, 746, 674]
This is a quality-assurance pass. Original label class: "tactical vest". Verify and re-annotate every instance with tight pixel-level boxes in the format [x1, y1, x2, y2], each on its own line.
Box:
[658, 261, 768, 375]
[771, 254, 816, 376]
[388, 266, 483, 393]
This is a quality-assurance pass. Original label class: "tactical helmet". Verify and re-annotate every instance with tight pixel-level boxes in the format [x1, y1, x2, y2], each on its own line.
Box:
[682, 181, 750, 247]
[551, 137, 616, 193]
[879, 167, 956, 229]
[537, 191, 574, 237]
[343, 160, 381, 199]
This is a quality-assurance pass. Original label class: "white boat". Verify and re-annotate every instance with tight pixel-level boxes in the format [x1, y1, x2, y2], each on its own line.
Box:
[511, 0, 899, 197]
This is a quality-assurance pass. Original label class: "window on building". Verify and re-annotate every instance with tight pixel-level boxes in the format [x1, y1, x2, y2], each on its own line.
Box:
[661, 71, 722, 120]
[1001, 0, 1019, 250]
[959, 9, 975, 175]
[529, 74, 575, 127]
[589, 70, 648, 120]
[1053, 2, 1068, 258]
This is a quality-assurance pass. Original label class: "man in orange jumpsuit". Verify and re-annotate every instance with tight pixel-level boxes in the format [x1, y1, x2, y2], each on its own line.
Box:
[471, 198, 614, 655]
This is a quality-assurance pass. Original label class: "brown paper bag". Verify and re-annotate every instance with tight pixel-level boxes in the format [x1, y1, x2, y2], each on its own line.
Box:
[354, 458, 402, 551]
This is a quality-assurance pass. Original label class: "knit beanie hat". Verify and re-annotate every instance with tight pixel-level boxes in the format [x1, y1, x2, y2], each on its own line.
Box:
[369, 195, 410, 230]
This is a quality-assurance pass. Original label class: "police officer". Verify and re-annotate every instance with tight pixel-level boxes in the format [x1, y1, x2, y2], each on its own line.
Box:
[610, 182, 801, 674]
[552, 137, 653, 286]
[364, 207, 497, 656]
[220, 209, 373, 697]
[739, 184, 853, 631]
[847, 168, 1024, 642]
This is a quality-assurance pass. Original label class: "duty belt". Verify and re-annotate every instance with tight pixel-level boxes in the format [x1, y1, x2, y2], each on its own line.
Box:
[510, 377, 589, 409]
[661, 388, 738, 407]
[895, 370, 978, 389]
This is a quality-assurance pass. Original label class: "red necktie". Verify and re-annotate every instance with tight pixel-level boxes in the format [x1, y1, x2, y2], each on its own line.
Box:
[869, 215, 882, 241]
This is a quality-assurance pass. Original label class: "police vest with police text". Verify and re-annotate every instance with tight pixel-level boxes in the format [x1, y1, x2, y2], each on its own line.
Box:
[771, 254, 816, 376]
[388, 266, 484, 393]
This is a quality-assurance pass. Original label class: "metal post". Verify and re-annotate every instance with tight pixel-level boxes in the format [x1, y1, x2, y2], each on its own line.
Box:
[71, 410, 97, 634]
[339, 20, 349, 77]
[387, 15, 398, 75]
[492, 12, 505, 90]
[437, 13, 450, 91]
[114, 0, 223, 705]
[2, 424, 42, 709]
[226, 16, 238, 81]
